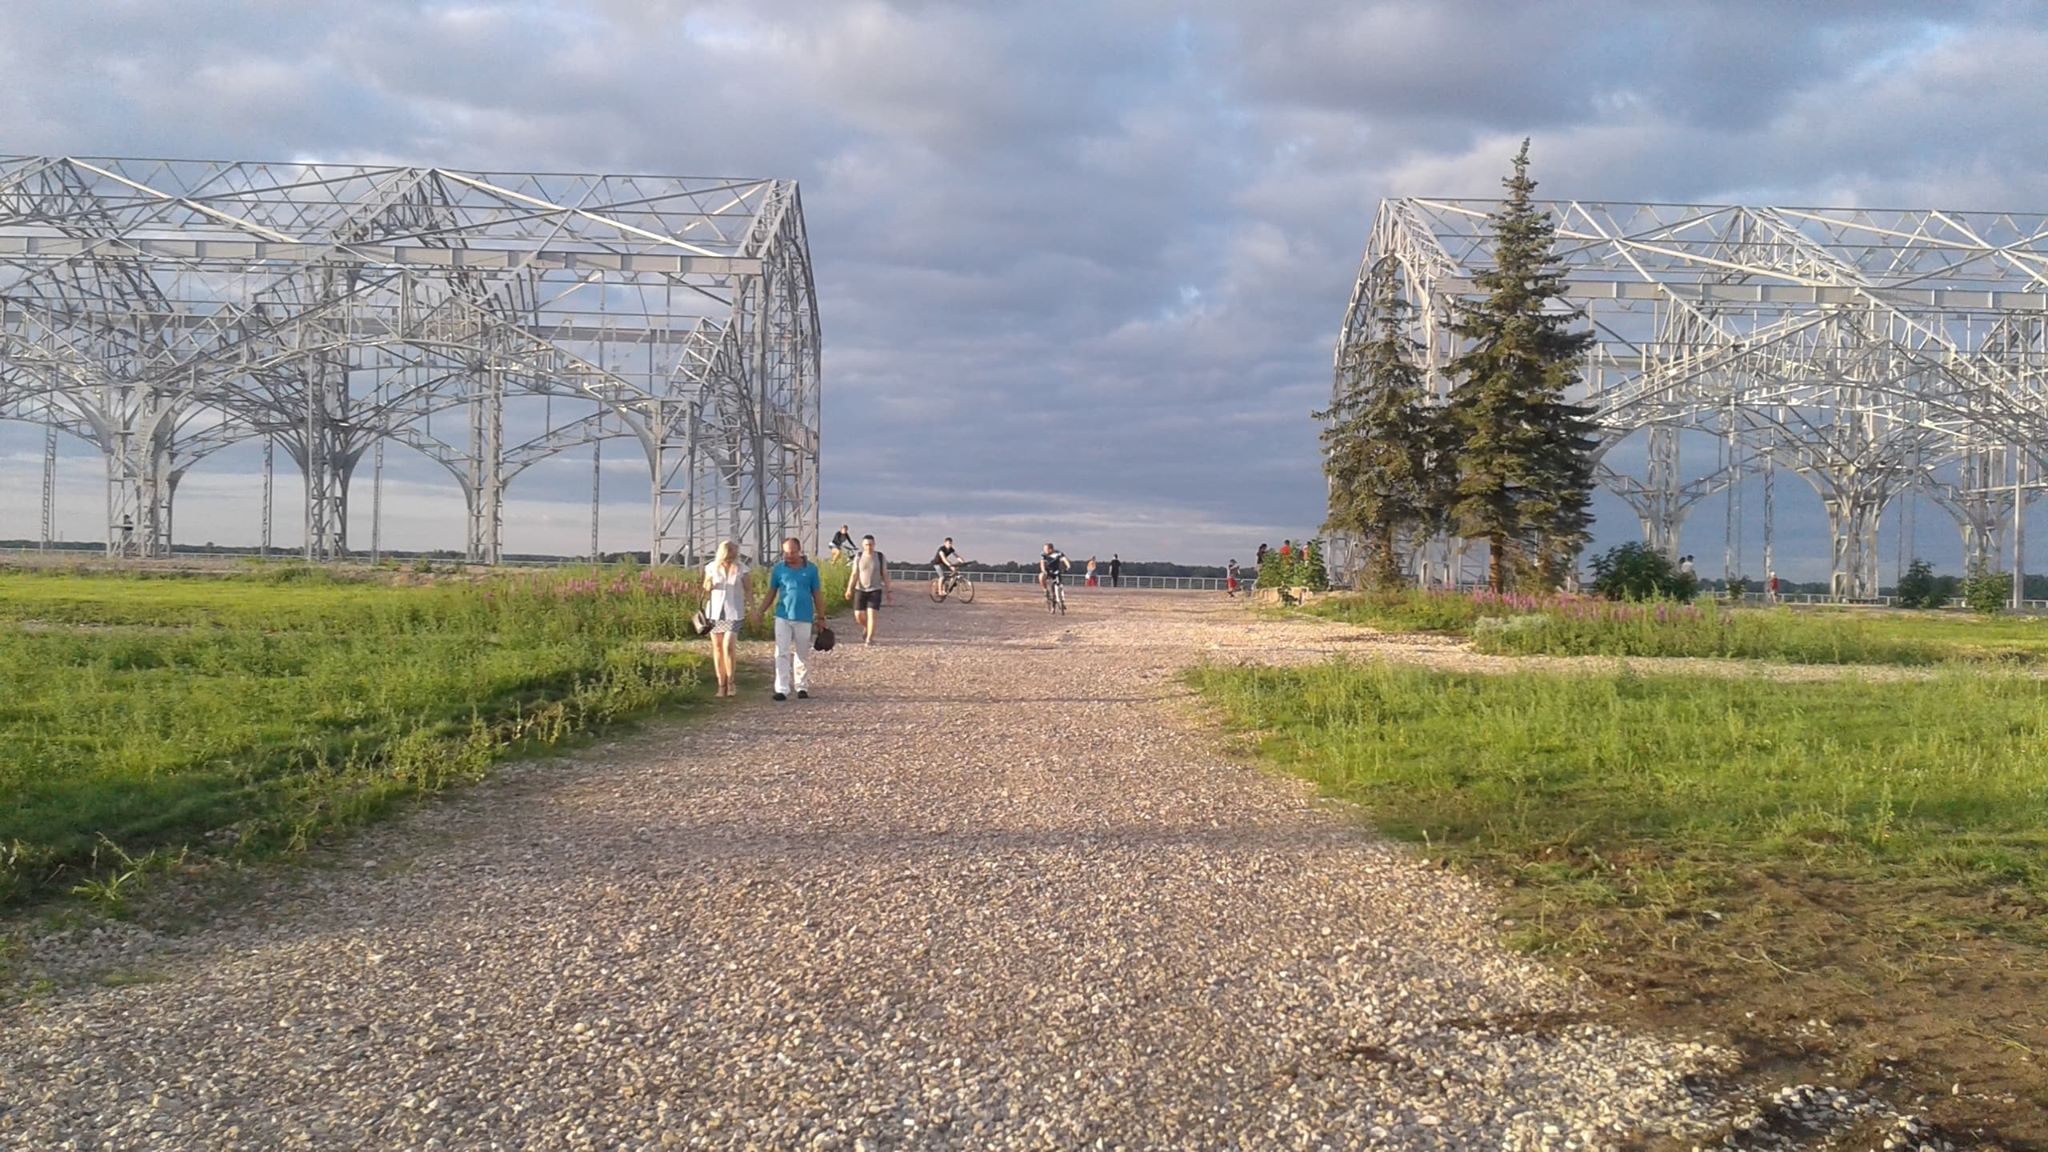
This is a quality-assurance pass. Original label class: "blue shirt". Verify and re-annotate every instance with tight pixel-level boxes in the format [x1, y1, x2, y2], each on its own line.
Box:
[769, 560, 821, 622]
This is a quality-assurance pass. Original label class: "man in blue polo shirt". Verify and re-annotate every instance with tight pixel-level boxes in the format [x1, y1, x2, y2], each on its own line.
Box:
[756, 535, 826, 700]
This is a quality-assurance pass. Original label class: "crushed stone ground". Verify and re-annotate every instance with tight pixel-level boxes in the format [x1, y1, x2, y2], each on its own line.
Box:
[3, 587, 1893, 1150]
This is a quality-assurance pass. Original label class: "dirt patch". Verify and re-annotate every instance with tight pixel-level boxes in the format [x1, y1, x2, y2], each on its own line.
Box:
[1494, 863, 2048, 1150]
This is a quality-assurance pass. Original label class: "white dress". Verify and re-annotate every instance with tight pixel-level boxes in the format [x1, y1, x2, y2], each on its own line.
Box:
[704, 562, 746, 633]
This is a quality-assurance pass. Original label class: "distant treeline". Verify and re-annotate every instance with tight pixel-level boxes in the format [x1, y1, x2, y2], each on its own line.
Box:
[2, 540, 537, 563]
[945, 559, 1227, 579]
[0, 539, 1232, 577]
[20, 538, 2031, 596]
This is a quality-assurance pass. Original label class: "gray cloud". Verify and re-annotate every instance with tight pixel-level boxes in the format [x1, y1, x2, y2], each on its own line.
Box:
[1, 0, 2044, 576]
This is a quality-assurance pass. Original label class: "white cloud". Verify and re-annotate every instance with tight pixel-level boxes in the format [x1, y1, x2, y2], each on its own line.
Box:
[1, 0, 2043, 577]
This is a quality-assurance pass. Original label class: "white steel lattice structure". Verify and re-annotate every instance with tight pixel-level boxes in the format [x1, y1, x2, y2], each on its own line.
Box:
[0, 156, 820, 564]
[1336, 199, 2048, 598]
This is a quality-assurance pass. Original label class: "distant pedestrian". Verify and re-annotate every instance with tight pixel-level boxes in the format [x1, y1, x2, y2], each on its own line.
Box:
[1085, 556, 1099, 587]
[1279, 539, 1293, 558]
[1225, 558, 1241, 598]
[1679, 554, 1696, 579]
[702, 540, 748, 698]
[844, 534, 890, 645]
[1767, 570, 1780, 604]
[1256, 543, 1269, 569]
[755, 536, 825, 701]
[1108, 553, 1122, 588]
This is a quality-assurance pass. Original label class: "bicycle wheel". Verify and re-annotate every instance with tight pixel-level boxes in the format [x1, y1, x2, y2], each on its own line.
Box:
[929, 577, 948, 603]
[956, 578, 975, 603]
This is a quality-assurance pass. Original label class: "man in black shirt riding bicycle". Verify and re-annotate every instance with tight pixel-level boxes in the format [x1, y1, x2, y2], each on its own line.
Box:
[1038, 542, 1069, 591]
[932, 537, 962, 588]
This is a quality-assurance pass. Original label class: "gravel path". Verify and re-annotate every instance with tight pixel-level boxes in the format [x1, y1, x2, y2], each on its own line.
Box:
[3, 587, 1756, 1150]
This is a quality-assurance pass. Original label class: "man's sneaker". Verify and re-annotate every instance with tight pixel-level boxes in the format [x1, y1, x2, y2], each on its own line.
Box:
[773, 692, 787, 701]
[796, 690, 810, 699]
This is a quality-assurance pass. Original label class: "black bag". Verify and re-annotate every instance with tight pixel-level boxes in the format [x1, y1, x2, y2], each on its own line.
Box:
[812, 622, 836, 652]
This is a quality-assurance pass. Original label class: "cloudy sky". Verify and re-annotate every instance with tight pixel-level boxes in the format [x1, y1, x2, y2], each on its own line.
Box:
[3, 0, 2046, 575]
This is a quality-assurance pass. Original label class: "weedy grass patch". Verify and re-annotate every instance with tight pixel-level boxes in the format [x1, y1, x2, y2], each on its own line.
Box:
[0, 564, 793, 907]
[1190, 661, 2048, 922]
[1190, 659, 2048, 1140]
[1192, 661, 2048, 884]
[1308, 588, 2048, 665]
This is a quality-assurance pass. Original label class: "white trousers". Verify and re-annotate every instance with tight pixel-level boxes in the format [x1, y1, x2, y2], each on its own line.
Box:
[773, 617, 813, 694]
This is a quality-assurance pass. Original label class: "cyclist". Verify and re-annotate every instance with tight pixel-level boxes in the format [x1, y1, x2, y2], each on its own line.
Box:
[829, 524, 857, 563]
[1038, 542, 1070, 593]
[932, 537, 963, 590]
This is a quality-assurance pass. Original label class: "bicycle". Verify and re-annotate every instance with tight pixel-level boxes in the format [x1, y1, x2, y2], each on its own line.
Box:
[1043, 575, 1067, 615]
[929, 566, 975, 603]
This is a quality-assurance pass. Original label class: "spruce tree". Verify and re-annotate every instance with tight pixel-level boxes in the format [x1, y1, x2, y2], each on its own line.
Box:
[1444, 141, 1599, 592]
[1321, 276, 1441, 589]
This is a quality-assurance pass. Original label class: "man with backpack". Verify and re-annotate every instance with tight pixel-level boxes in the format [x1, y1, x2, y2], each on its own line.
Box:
[845, 534, 890, 646]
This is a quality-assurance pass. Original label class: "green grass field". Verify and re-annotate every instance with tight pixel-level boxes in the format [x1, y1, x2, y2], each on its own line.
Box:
[1192, 656, 2048, 1132]
[1309, 588, 2048, 665]
[0, 562, 847, 908]
[1192, 661, 2048, 931]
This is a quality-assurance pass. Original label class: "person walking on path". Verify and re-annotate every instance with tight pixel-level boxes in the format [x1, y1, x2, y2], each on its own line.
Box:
[756, 536, 826, 700]
[1225, 558, 1241, 598]
[701, 540, 748, 698]
[1256, 542, 1269, 569]
[1085, 556, 1099, 588]
[845, 534, 890, 646]
[1108, 553, 1121, 588]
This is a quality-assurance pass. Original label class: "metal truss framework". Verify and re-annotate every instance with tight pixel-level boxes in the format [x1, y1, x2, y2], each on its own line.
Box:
[1337, 199, 2048, 597]
[0, 156, 821, 564]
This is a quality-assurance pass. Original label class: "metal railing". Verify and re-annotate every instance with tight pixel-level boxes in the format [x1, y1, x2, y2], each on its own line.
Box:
[1727, 590, 2048, 611]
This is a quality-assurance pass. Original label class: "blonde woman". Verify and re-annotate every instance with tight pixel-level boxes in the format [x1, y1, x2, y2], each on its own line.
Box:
[702, 541, 748, 697]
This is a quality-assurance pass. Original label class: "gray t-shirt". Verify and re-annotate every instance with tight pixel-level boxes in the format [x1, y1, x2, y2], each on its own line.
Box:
[854, 550, 887, 590]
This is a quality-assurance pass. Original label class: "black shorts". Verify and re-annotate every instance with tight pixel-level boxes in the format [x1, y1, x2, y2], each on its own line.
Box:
[854, 589, 884, 611]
